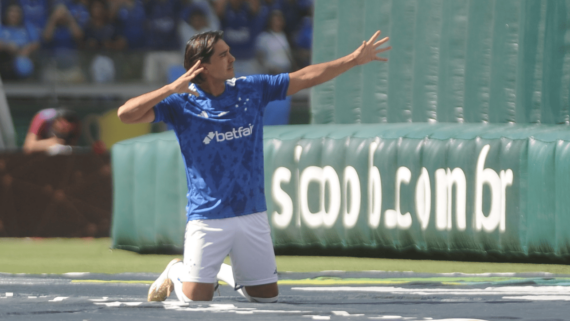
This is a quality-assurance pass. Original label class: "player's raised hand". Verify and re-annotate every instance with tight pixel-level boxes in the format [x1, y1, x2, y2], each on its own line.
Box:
[352, 30, 391, 66]
[168, 61, 204, 96]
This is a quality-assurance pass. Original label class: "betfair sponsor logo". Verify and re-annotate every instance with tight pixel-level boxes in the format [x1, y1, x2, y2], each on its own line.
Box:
[203, 124, 254, 145]
[202, 132, 215, 144]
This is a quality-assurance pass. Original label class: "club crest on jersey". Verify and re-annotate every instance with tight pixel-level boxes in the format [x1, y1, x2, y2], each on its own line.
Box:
[202, 124, 254, 145]
[226, 76, 246, 87]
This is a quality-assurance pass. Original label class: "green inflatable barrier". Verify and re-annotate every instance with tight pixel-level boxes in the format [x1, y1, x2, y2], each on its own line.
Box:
[111, 132, 187, 253]
[111, 0, 570, 262]
[312, 0, 570, 125]
[112, 125, 570, 261]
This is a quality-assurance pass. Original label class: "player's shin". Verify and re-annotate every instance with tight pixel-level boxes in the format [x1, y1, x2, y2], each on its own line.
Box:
[168, 262, 193, 303]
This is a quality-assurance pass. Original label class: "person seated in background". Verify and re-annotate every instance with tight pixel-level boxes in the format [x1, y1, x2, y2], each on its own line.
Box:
[108, 0, 147, 81]
[293, 7, 312, 69]
[12, 0, 51, 37]
[83, 0, 124, 83]
[109, 0, 147, 50]
[41, 3, 85, 83]
[53, 0, 90, 28]
[83, 0, 124, 51]
[214, 0, 267, 76]
[279, 0, 311, 40]
[142, 0, 182, 83]
[178, 0, 220, 56]
[0, 2, 40, 80]
[23, 108, 81, 155]
[256, 10, 292, 75]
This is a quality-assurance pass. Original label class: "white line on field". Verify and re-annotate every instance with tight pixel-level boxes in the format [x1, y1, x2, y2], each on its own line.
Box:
[503, 295, 570, 301]
[49, 297, 68, 302]
[292, 286, 570, 297]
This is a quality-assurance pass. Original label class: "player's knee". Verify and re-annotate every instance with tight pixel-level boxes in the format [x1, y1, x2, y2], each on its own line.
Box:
[182, 282, 215, 301]
[182, 290, 214, 301]
[244, 283, 279, 299]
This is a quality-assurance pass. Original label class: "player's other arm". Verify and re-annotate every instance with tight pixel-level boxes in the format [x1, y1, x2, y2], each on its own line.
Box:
[287, 30, 391, 96]
[118, 61, 204, 124]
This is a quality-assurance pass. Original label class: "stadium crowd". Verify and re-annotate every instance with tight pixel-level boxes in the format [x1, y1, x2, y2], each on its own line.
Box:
[0, 0, 313, 83]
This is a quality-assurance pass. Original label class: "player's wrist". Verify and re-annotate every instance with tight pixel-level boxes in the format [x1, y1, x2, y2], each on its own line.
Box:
[346, 52, 359, 67]
[163, 83, 179, 95]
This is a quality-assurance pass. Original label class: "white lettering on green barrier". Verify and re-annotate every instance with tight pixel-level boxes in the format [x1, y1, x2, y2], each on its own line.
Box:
[435, 168, 466, 231]
[367, 139, 382, 229]
[343, 166, 361, 229]
[475, 145, 513, 233]
[299, 166, 341, 228]
[384, 167, 412, 229]
[415, 167, 431, 230]
[271, 144, 513, 233]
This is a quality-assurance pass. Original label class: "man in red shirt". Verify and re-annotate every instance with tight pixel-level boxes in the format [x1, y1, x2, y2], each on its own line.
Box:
[23, 108, 80, 154]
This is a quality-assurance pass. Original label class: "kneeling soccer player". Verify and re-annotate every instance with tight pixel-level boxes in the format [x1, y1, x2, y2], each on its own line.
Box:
[117, 30, 390, 302]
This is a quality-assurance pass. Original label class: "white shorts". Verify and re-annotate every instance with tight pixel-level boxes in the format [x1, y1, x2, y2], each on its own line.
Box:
[180, 211, 278, 286]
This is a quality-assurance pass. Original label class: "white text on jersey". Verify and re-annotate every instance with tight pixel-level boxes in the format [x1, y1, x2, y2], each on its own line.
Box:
[203, 124, 254, 144]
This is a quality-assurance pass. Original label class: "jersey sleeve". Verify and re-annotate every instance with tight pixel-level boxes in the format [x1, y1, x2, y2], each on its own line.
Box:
[153, 94, 184, 125]
[251, 73, 290, 106]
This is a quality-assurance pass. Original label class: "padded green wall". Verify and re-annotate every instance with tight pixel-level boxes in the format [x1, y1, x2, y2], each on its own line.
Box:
[111, 132, 187, 253]
[264, 124, 570, 260]
[112, 125, 570, 260]
[311, 0, 570, 125]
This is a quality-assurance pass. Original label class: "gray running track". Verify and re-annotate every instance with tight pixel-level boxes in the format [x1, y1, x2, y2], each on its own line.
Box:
[1, 271, 569, 321]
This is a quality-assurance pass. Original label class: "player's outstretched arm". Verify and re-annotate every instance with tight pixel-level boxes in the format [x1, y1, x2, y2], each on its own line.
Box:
[117, 61, 204, 124]
[287, 30, 391, 96]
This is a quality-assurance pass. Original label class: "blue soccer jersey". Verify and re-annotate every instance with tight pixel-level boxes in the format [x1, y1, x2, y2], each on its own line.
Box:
[153, 73, 290, 221]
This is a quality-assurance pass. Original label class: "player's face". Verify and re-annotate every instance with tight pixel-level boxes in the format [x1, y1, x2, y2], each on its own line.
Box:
[204, 40, 236, 81]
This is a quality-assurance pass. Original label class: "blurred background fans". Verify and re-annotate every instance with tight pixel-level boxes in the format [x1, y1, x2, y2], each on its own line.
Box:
[0, 0, 312, 239]
[0, 0, 313, 151]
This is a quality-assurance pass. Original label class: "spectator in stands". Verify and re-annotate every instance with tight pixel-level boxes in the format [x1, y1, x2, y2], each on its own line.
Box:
[0, 2, 40, 80]
[83, 0, 124, 83]
[256, 10, 292, 75]
[109, 0, 147, 50]
[257, 0, 311, 40]
[54, 0, 90, 28]
[108, 0, 147, 81]
[41, 4, 85, 83]
[83, 0, 123, 51]
[293, 5, 312, 69]
[259, 0, 282, 12]
[13, 0, 50, 36]
[23, 108, 81, 155]
[214, 0, 267, 75]
[142, 0, 182, 83]
[178, 0, 220, 55]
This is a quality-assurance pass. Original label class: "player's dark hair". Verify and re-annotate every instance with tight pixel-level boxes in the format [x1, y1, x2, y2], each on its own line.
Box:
[183, 30, 224, 84]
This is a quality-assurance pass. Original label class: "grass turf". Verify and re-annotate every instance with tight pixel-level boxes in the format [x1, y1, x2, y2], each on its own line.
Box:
[1, 238, 570, 275]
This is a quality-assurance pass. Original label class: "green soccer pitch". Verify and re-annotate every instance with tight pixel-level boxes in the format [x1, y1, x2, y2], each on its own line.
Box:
[1, 238, 570, 275]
